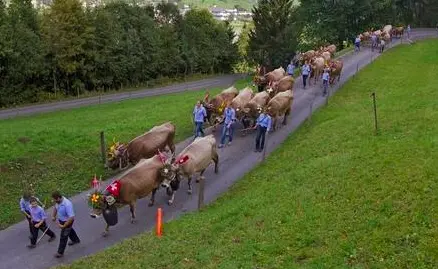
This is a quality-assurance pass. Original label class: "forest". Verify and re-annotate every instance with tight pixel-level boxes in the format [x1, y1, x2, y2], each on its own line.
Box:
[1, 0, 437, 107]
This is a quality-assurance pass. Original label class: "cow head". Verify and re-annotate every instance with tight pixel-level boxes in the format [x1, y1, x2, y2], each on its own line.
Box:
[106, 140, 128, 170]
[159, 154, 190, 189]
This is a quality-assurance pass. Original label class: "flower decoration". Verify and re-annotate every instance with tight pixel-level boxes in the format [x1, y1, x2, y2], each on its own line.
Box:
[87, 189, 104, 209]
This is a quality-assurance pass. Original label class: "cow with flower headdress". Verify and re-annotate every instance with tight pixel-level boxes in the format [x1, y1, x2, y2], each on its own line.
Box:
[107, 122, 176, 170]
[202, 86, 238, 128]
[159, 134, 219, 206]
[89, 151, 172, 236]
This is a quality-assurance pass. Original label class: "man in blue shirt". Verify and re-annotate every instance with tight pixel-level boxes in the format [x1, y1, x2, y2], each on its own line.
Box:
[218, 103, 236, 148]
[51, 191, 80, 258]
[322, 67, 330, 96]
[19, 191, 44, 239]
[193, 101, 207, 140]
[301, 61, 311, 89]
[354, 36, 361, 52]
[253, 109, 272, 152]
[371, 33, 377, 52]
[286, 60, 295, 76]
[27, 197, 56, 248]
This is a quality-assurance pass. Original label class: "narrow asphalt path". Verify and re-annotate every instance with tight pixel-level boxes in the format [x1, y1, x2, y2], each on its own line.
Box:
[0, 74, 245, 120]
[0, 29, 435, 269]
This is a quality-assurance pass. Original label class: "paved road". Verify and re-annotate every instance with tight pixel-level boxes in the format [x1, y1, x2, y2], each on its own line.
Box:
[0, 74, 245, 120]
[0, 29, 435, 269]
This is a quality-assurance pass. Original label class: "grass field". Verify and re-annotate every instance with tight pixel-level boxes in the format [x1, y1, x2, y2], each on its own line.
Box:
[56, 39, 438, 269]
[0, 78, 250, 229]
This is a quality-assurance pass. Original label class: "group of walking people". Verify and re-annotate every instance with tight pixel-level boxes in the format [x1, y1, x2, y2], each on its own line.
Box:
[193, 100, 272, 153]
[20, 191, 80, 258]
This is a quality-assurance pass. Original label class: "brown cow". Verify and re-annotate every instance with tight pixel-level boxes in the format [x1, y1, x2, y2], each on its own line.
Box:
[231, 87, 254, 122]
[267, 75, 295, 98]
[242, 91, 270, 127]
[265, 90, 294, 131]
[160, 135, 219, 205]
[392, 26, 404, 38]
[325, 44, 337, 56]
[90, 153, 168, 236]
[107, 122, 176, 170]
[328, 60, 343, 85]
[204, 86, 238, 127]
[265, 67, 286, 87]
[309, 56, 325, 85]
[299, 50, 316, 65]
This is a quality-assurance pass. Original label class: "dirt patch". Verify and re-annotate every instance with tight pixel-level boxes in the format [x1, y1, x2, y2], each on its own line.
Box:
[0, 164, 9, 173]
[17, 137, 31, 144]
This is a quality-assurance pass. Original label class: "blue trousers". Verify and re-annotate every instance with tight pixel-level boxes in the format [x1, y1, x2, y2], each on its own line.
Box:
[255, 126, 267, 151]
[220, 123, 234, 145]
[194, 121, 204, 138]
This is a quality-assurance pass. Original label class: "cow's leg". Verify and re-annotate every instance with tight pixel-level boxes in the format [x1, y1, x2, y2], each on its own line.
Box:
[198, 169, 207, 182]
[212, 153, 219, 174]
[102, 224, 110, 237]
[168, 190, 176, 206]
[148, 188, 158, 207]
[187, 176, 193, 194]
[283, 108, 291, 125]
[129, 202, 136, 223]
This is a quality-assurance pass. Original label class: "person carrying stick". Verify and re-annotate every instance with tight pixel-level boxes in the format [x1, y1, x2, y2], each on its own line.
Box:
[27, 197, 56, 248]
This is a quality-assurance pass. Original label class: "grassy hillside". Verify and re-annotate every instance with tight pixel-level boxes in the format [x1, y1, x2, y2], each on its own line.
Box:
[57, 39, 438, 269]
[0, 78, 250, 229]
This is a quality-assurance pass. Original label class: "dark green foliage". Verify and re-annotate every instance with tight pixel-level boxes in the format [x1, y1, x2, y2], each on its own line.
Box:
[0, 1, 238, 107]
[248, 0, 299, 69]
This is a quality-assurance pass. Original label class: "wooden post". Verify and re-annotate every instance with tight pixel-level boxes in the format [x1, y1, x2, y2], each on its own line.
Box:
[356, 63, 359, 74]
[371, 92, 378, 135]
[100, 131, 106, 165]
[197, 177, 205, 210]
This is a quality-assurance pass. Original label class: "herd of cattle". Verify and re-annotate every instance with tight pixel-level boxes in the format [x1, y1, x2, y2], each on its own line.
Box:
[88, 24, 403, 235]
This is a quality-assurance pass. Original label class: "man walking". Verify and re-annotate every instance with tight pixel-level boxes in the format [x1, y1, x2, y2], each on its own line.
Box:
[51, 191, 80, 258]
[371, 33, 377, 52]
[354, 35, 361, 52]
[193, 100, 207, 139]
[27, 197, 56, 249]
[286, 60, 295, 77]
[380, 39, 385, 53]
[301, 61, 311, 89]
[218, 103, 236, 148]
[322, 66, 330, 96]
[253, 109, 272, 152]
[20, 191, 44, 239]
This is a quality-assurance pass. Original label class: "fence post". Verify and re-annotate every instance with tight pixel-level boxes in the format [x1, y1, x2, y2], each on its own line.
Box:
[371, 92, 378, 135]
[197, 177, 205, 210]
[100, 131, 106, 165]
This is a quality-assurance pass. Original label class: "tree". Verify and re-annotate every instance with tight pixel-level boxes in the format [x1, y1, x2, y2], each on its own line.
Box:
[41, 0, 94, 96]
[248, 0, 299, 70]
[0, 0, 44, 106]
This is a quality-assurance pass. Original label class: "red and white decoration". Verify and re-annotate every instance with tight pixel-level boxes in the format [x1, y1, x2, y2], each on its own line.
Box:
[105, 180, 122, 198]
[176, 155, 190, 165]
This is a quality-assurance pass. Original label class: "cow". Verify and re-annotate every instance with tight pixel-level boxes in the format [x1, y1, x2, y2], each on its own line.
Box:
[382, 25, 392, 35]
[159, 134, 219, 205]
[89, 153, 168, 236]
[231, 87, 254, 127]
[265, 89, 294, 131]
[325, 44, 337, 56]
[267, 75, 295, 98]
[107, 122, 176, 170]
[309, 56, 325, 85]
[299, 50, 316, 65]
[382, 32, 391, 43]
[373, 30, 382, 37]
[321, 51, 331, 62]
[392, 26, 404, 38]
[328, 60, 344, 85]
[203, 86, 238, 127]
[242, 91, 270, 128]
[265, 67, 286, 87]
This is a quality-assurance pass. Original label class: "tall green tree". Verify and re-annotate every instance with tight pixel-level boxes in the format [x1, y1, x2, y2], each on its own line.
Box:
[0, 0, 43, 106]
[41, 0, 94, 95]
[248, 0, 299, 69]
